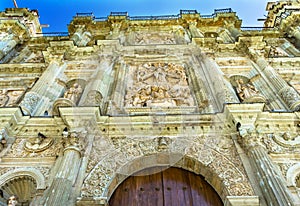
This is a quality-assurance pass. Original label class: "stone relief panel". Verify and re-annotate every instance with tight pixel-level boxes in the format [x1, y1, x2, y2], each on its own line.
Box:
[124, 63, 195, 108]
[134, 31, 176, 45]
[81, 134, 254, 198]
[268, 46, 290, 58]
[0, 89, 25, 107]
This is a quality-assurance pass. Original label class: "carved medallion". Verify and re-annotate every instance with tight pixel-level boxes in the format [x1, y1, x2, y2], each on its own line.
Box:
[24, 133, 54, 153]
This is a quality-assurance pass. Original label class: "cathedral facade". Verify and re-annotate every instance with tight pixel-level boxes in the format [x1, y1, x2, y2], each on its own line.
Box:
[0, 1, 300, 205]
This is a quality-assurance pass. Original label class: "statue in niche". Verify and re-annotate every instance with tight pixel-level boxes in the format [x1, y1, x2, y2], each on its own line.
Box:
[235, 79, 259, 101]
[64, 83, 83, 104]
[0, 90, 9, 107]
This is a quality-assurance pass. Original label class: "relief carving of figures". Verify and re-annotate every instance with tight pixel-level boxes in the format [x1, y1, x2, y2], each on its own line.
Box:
[24, 133, 54, 153]
[6, 137, 60, 158]
[269, 132, 300, 150]
[83, 90, 102, 106]
[64, 83, 83, 104]
[0, 90, 24, 107]
[134, 31, 176, 45]
[125, 63, 195, 107]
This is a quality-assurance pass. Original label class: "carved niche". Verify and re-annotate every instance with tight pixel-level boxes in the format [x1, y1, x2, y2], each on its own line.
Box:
[125, 62, 195, 108]
[52, 80, 86, 115]
[230, 76, 266, 103]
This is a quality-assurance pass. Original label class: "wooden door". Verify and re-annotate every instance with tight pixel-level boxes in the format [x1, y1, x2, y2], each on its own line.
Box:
[109, 167, 223, 206]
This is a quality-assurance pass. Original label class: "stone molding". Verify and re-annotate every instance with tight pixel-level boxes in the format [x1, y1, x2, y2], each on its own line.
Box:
[0, 167, 46, 189]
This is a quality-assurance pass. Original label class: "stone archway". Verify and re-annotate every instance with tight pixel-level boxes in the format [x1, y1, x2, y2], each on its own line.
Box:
[109, 166, 223, 206]
[80, 134, 255, 205]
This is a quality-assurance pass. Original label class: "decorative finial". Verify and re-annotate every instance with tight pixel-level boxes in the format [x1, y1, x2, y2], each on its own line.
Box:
[12, 0, 18, 8]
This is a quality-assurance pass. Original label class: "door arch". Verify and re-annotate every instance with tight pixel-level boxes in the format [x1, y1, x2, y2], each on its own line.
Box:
[109, 167, 223, 206]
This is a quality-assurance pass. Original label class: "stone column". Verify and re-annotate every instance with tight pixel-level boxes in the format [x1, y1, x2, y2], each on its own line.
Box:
[79, 56, 114, 108]
[289, 27, 300, 48]
[71, 27, 92, 47]
[188, 21, 203, 38]
[41, 131, 84, 206]
[254, 55, 300, 111]
[218, 29, 235, 43]
[239, 128, 295, 206]
[19, 61, 66, 115]
[225, 21, 241, 41]
[0, 33, 19, 61]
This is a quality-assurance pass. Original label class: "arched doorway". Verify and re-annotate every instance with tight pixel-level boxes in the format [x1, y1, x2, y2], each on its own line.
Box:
[109, 167, 223, 206]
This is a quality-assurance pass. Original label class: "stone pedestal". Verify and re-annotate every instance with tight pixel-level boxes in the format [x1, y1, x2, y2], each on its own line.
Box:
[225, 196, 259, 206]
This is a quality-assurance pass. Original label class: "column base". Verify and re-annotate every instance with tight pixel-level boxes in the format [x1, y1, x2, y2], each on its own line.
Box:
[225, 196, 260, 206]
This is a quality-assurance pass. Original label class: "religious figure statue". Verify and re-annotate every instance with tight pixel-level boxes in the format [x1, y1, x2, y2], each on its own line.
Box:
[64, 83, 83, 104]
[0, 128, 8, 151]
[7, 195, 18, 206]
[0, 90, 9, 107]
[235, 79, 259, 101]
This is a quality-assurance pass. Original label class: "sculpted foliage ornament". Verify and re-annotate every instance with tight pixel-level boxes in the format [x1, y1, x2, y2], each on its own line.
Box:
[81, 134, 254, 198]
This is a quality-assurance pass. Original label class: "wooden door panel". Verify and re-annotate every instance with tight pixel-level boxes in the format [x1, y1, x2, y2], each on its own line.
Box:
[109, 167, 223, 206]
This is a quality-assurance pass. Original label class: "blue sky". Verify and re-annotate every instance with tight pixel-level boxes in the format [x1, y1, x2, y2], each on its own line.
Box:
[0, 0, 270, 32]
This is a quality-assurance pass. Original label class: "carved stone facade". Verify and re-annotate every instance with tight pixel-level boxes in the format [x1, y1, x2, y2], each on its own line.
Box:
[1, 2, 300, 206]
